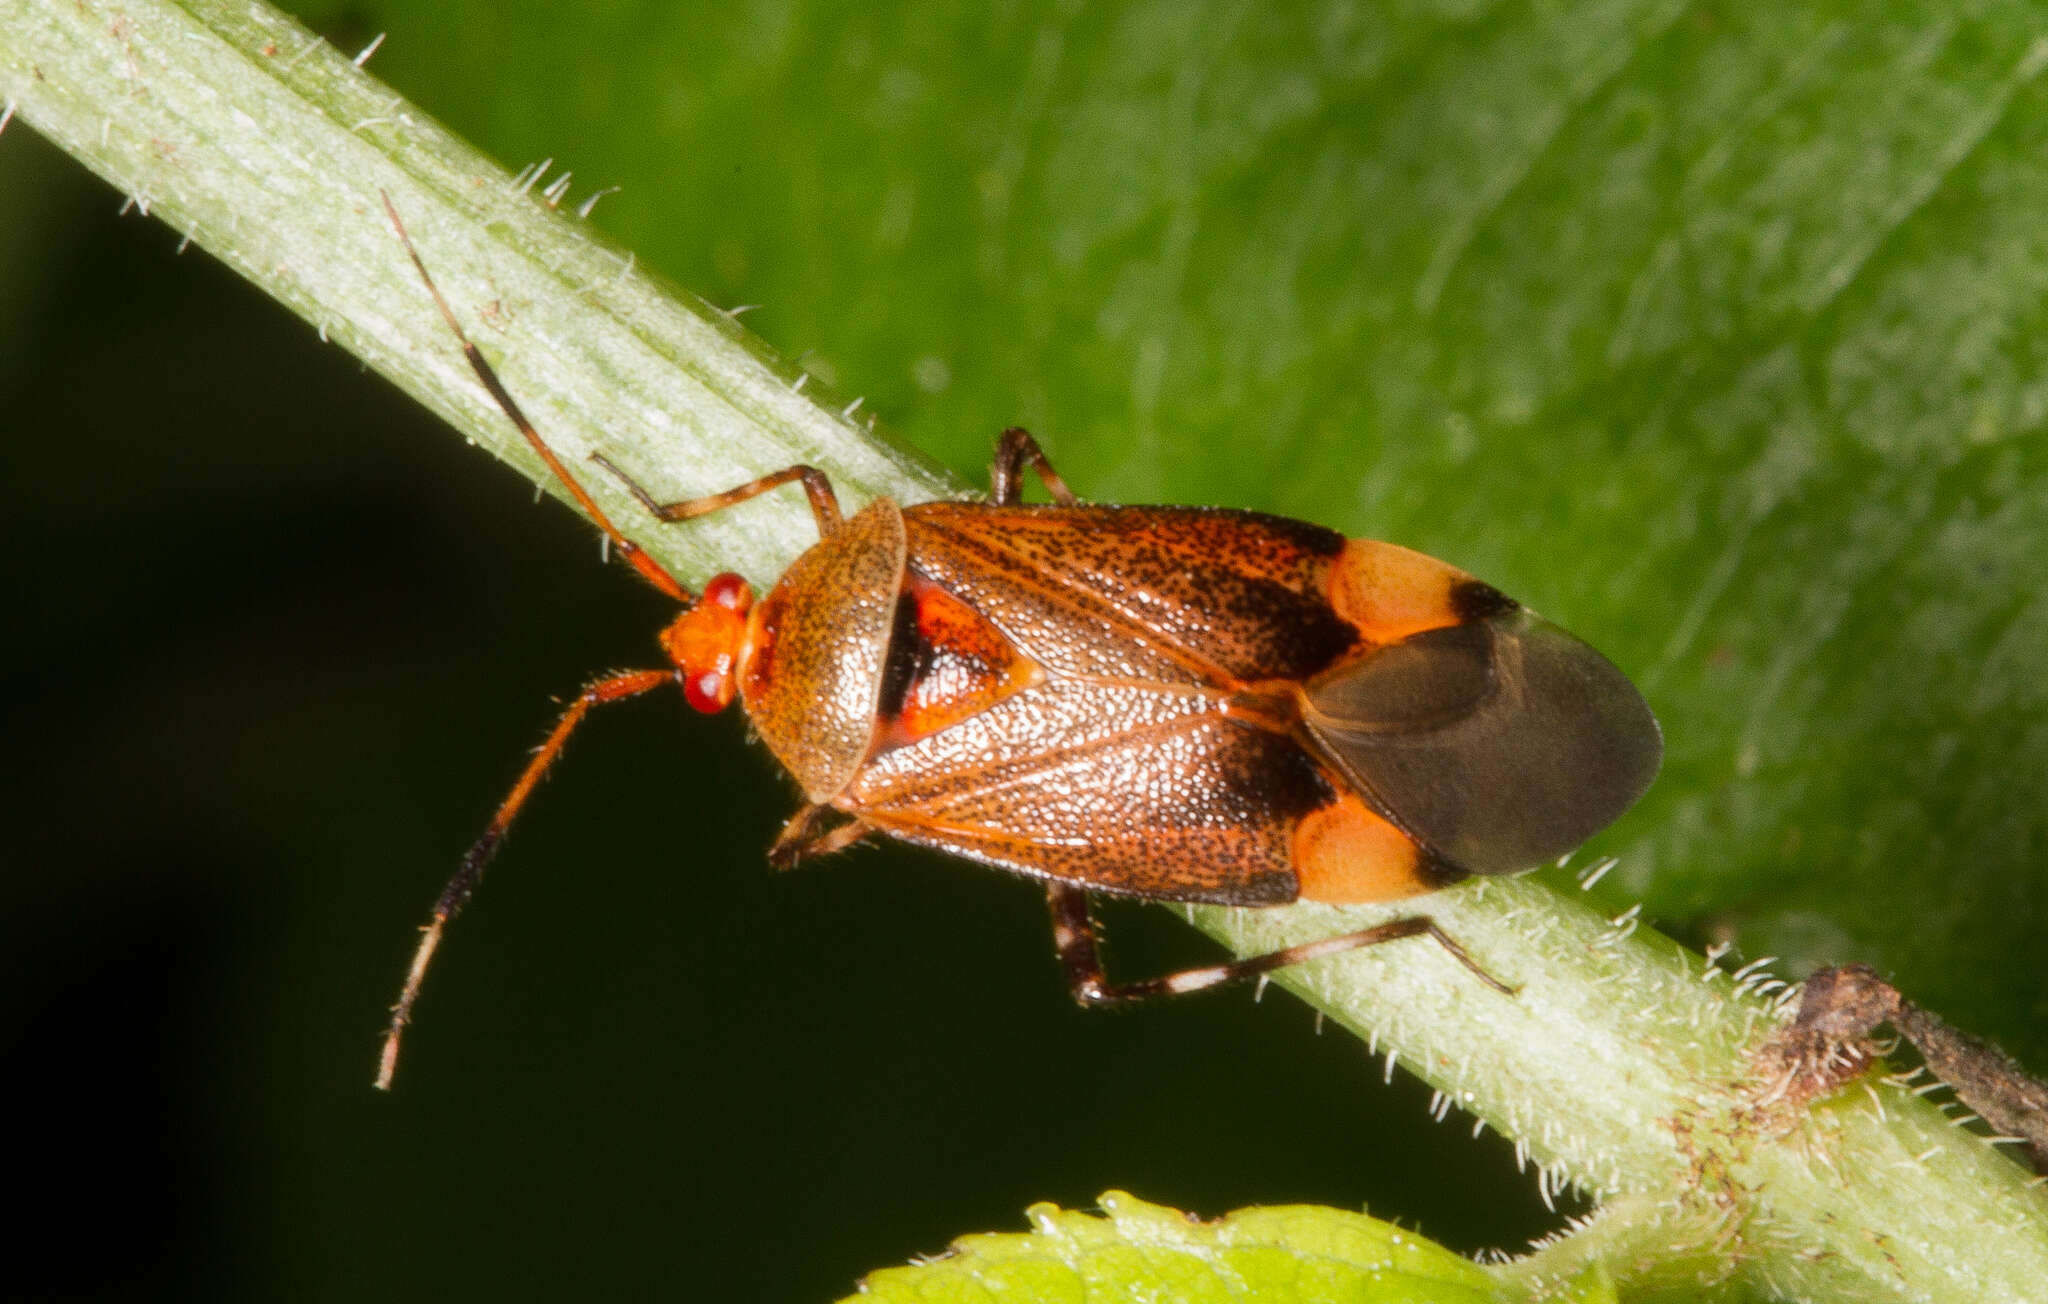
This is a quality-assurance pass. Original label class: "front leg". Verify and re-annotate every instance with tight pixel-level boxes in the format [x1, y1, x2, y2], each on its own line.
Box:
[592, 457, 845, 536]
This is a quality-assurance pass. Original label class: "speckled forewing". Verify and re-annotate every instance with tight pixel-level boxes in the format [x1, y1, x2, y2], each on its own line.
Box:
[842, 675, 1330, 905]
[901, 504, 1360, 688]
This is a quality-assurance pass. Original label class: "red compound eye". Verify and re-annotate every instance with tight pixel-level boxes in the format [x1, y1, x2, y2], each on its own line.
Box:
[704, 572, 751, 611]
[684, 667, 733, 714]
[660, 573, 754, 715]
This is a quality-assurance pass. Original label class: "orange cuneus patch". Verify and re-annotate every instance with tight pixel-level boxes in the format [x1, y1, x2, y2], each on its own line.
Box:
[1324, 539, 1480, 646]
[1291, 791, 1449, 903]
[873, 570, 1043, 750]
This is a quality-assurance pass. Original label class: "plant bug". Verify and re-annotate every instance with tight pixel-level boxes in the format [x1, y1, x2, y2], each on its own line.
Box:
[374, 198, 1662, 1089]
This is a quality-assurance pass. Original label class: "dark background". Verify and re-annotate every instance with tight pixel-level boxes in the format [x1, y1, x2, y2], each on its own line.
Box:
[10, 0, 2048, 1298]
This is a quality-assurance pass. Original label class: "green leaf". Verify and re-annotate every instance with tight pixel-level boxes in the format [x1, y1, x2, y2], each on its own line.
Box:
[10, 1, 2048, 1299]
[325, 0, 2048, 1069]
[850, 1191, 1496, 1304]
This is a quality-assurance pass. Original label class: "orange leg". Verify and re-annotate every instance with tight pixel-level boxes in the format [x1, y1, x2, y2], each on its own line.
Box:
[592, 456, 844, 536]
[381, 194, 690, 603]
[991, 427, 1079, 507]
[376, 668, 674, 1089]
[1044, 885, 1512, 1006]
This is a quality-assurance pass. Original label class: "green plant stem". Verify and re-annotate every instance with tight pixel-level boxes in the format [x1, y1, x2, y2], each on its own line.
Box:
[0, 0, 953, 590]
[1203, 883, 2048, 1300]
[7, 1, 2045, 1298]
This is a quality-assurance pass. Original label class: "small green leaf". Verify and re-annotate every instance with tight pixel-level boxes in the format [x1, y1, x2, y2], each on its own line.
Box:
[850, 1191, 1496, 1304]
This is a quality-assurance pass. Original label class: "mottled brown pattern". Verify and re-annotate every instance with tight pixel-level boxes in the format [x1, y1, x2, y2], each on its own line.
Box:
[844, 674, 1327, 905]
[903, 504, 1358, 687]
[741, 500, 907, 801]
[744, 489, 1655, 907]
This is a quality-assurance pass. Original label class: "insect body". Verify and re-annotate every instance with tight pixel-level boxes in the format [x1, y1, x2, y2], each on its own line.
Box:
[375, 203, 1662, 1087]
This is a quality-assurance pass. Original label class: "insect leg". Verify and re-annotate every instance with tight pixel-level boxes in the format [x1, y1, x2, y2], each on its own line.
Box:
[991, 428, 1079, 507]
[1045, 884, 1514, 1006]
[380, 194, 690, 602]
[591, 456, 844, 536]
[376, 668, 674, 1089]
[765, 803, 874, 868]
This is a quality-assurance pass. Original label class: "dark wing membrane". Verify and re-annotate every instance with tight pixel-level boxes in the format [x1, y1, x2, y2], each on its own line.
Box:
[843, 676, 1329, 905]
[903, 504, 1358, 688]
[1302, 610, 1662, 876]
